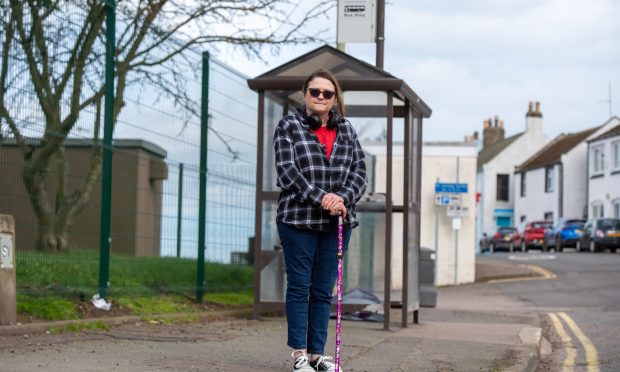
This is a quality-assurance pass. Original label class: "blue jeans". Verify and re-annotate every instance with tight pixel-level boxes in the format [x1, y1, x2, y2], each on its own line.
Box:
[277, 220, 351, 355]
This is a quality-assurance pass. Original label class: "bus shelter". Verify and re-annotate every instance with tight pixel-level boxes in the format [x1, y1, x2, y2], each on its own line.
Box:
[247, 45, 431, 330]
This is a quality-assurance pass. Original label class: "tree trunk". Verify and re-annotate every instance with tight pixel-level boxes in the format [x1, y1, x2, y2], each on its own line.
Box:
[36, 220, 68, 253]
[24, 140, 103, 253]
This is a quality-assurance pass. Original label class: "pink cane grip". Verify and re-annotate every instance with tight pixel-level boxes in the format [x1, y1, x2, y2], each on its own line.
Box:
[335, 216, 344, 372]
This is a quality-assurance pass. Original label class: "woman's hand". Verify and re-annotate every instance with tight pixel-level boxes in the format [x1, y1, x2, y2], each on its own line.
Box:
[329, 201, 347, 218]
[321, 193, 343, 210]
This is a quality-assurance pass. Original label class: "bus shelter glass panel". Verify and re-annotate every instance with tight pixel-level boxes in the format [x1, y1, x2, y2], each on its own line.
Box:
[262, 100, 283, 192]
[259, 200, 285, 302]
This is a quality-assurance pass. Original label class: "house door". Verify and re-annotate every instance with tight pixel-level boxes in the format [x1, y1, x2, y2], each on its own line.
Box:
[496, 216, 512, 227]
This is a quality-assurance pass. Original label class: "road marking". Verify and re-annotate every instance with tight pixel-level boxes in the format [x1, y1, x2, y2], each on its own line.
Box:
[487, 264, 556, 283]
[558, 312, 600, 372]
[525, 264, 557, 279]
[509, 254, 557, 261]
[548, 312, 576, 370]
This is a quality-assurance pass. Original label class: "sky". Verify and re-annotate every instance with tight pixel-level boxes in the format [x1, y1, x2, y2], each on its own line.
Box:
[217, 0, 620, 142]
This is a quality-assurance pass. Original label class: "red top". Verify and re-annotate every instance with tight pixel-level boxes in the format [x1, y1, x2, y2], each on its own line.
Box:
[312, 125, 337, 159]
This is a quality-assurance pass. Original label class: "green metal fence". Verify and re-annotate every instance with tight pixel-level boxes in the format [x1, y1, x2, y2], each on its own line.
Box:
[0, 1, 257, 309]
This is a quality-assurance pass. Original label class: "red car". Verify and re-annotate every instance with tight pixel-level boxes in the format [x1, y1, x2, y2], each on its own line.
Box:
[521, 220, 553, 251]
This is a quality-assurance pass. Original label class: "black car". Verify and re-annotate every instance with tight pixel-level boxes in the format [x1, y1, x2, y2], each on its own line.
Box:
[488, 227, 520, 253]
[576, 218, 620, 253]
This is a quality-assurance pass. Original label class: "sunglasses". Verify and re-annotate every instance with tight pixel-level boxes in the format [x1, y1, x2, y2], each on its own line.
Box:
[307, 88, 336, 99]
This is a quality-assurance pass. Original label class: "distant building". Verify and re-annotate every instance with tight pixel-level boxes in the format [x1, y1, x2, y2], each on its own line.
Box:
[514, 117, 620, 225]
[587, 117, 620, 218]
[476, 102, 550, 248]
[514, 127, 599, 225]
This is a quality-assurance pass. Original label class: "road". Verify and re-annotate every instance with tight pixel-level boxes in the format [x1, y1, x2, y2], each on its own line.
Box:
[479, 250, 620, 371]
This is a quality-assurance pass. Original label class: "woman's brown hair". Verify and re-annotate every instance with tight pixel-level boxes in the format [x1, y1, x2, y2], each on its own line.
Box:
[302, 69, 345, 116]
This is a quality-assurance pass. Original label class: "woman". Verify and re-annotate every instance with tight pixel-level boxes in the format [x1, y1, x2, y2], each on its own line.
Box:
[273, 69, 368, 372]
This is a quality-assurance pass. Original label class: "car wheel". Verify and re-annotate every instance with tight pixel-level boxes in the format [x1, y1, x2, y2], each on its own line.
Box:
[589, 240, 597, 253]
[611, 247, 617, 253]
[509, 243, 514, 253]
[556, 237, 563, 252]
[521, 241, 527, 252]
[575, 240, 581, 252]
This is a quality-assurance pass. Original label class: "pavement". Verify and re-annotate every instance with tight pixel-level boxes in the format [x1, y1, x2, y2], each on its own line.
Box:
[0, 259, 551, 371]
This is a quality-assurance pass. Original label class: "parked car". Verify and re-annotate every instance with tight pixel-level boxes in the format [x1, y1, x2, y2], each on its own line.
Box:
[489, 226, 521, 253]
[543, 218, 586, 252]
[576, 218, 620, 253]
[521, 220, 553, 251]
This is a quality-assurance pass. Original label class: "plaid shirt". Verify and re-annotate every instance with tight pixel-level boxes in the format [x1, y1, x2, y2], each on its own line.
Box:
[274, 107, 368, 230]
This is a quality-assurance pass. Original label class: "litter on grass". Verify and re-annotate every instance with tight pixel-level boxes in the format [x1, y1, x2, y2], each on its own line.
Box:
[91, 294, 112, 311]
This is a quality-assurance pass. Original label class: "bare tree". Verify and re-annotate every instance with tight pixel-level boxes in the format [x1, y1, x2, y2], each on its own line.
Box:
[0, 0, 334, 252]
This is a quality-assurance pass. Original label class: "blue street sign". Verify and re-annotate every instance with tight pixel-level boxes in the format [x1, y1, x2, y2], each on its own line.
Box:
[435, 182, 468, 193]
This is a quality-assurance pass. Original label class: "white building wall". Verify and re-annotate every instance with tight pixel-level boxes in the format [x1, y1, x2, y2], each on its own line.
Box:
[561, 143, 589, 219]
[365, 142, 477, 288]
[588, 134, 620, 218]
[478, 129, 550, 239]
[420, 145, 477, 286]
[514, 166, 558, 224]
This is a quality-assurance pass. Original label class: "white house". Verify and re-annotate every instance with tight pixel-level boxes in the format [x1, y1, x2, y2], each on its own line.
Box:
[514, 127, 599, 225]
[363, 140, 478, 287]
[587, 117, 620, 218]
[476, 102, 550, 248]
[514, 117, 620, 225]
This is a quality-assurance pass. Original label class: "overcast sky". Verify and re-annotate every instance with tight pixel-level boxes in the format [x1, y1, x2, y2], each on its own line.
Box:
[219, 0, 620, 142]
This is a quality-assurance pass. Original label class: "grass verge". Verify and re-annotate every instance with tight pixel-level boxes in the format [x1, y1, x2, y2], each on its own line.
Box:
[16, 249, 254, 322]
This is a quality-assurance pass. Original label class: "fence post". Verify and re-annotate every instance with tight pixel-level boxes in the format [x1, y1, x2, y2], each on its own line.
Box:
[196, 51, 209, 303]
[98, 0, 115, 298]
[176, 162, 184, 258]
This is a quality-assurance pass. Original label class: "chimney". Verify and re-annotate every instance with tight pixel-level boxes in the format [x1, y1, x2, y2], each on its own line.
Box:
[482, 115, 505, 148]
[464, 131, 480, 144]
[525, 100, 543, 132]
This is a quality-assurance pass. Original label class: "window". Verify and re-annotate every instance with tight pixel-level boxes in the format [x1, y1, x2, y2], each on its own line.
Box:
[545, 166, 554, 192]
[592, 145, 605, 174]
[496, 174, 509, 201]
[613, 141, 620, 170]
[520, 173, 527, 197]
[592, 202, 604, 218]
[613, 200, 620, 218]
[544, 212, 553, 221]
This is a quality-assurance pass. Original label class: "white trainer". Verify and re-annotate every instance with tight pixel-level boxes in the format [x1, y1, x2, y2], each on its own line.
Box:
[310, 355, 342, 372]
[292, 352, 315, 372]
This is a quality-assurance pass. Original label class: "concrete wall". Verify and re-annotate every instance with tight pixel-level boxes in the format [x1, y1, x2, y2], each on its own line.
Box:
[364, 142, 477, 287]
[420, 144, 478, 286]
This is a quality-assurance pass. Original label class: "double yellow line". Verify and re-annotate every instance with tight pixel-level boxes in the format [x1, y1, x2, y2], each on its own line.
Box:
[548, 311, 600, 371]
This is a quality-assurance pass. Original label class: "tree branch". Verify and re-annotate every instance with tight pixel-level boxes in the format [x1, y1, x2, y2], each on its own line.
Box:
[27, 0, 54, 103]
[10, 0, 54, 120]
